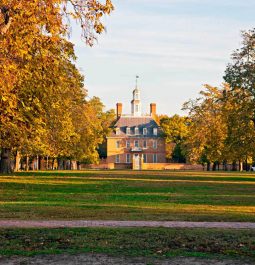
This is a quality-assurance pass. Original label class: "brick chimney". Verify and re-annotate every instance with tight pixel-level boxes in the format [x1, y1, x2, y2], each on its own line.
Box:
[150, 103, 156, 117]
[116, 103, 123, 118]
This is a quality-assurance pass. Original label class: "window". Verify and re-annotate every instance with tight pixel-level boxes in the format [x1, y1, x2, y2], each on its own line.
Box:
[135, 127, 139, 135]
[135, 93, 139, 100]
[143, 128, 147, 135]
[126, 140, 130, 148]
[126, 127, 131, 135]
[153, 128, 158, 136]
[143, 154, 147, 163]
[153, 140, 157, 149]
[143, 140, 147, 148]
[153, 154, 157, 163]
[126, 154, 131, 163]
[135, 140, 139, 148]
[116, 128, 120, 135]
[116, 140, 120, 148]
[115, 154, 120, 163]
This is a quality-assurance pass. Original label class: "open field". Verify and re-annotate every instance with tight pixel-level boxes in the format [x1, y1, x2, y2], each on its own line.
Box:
[0, 170, 255, 221]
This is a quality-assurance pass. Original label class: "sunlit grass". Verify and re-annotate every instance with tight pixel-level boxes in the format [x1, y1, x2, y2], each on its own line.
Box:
[0, 170, 254, 221]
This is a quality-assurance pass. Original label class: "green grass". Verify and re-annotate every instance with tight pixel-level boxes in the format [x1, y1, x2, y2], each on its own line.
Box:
[0, 227, 254, 259]
[0, 170, 255, 221]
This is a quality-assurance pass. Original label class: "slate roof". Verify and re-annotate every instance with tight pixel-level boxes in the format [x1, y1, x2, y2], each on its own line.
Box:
[109, 115, 162, 137]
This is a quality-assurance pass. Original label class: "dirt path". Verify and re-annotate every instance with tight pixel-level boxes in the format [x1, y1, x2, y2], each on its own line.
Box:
[0, 220, 254, 229]
[0, 253, 253, 265]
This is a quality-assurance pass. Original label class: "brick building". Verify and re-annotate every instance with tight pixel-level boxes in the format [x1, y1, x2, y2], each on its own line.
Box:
[107, 86, 166, 169]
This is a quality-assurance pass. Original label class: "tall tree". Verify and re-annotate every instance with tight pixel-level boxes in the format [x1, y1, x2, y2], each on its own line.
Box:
[0, 0, 114, 173]
[224, 28, 255, 121]
[183, 85, 227, 170]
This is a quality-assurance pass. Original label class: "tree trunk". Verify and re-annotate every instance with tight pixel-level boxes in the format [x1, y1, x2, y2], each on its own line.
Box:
[14, 151, 21, 172]
[239, 161, 243, 172]
[77, 161, 81, 170]
[52, 158, 55, 170]
[223, 161, 228, 171]
[63, 159, 68, 170]
[57, 158, 64, 170]
[0, 148, 13, 174]
[36, 155, 39, 170]
[71, 160, 77, 170]
[232, 161, 237, 171]
[46, 156, 49, 170]
[206, 162, 211, 171]
[38, 156, 42, 170]
[26, 155, 29, 171]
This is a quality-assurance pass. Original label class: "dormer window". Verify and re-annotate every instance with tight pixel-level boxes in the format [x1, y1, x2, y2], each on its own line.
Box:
[153, 128, 158, 136]
[135, 127, 139, 135]
[143, 128, 147, 135]
[126, 127, 131, 135]
[116, 128, 120, 135]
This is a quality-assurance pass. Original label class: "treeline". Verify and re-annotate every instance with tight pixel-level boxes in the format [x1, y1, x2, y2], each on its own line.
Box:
[0, 0, 114, 173]
[160, 29, 255, 171]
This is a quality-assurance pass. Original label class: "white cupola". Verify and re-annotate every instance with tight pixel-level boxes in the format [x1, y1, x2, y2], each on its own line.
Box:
[131, 87, 142, 116]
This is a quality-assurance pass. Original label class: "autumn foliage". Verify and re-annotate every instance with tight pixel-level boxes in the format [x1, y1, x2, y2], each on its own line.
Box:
[0, 0, 114, 173]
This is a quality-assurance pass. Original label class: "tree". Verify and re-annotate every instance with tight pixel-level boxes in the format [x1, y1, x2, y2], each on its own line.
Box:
[183, 85, 227, 170]
[160, 115, 189, 163]
[224, 28, 255, 121]
[221, 86, 255, 171]
[0, 0, 114, 173]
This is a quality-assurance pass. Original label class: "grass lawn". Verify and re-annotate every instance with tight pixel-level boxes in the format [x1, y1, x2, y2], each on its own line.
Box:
[0, 227, 254, 259]
[0, 170, 254, 222]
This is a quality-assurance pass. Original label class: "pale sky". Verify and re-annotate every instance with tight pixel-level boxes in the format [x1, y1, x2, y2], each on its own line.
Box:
[70, 0, 255, 116]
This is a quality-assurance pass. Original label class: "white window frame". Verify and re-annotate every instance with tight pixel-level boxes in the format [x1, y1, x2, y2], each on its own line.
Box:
[126, 127, 131, 135]
[135, 127, 139, 135]
[153, 154, 157, 163]
[115, 154, 120, 163]
[143, 128, 147, 135]
[134, 140, 139, 148]
[153, 128, 158, 136]
[126, 140, 130, 148]
[126, 154, 131, 164]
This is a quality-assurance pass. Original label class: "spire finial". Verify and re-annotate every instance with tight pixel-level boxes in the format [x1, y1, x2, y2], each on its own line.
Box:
[135, 75, 139, 89]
